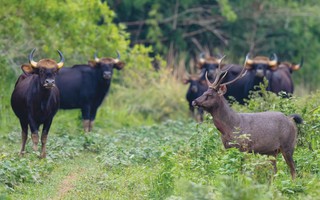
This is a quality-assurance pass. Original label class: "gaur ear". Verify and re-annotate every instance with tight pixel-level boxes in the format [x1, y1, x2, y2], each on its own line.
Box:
[114, 61, 125, 70]
[197, 62, 204, 69]
[183, 78, 190, 84]
[88, 60, 97, 67]
[218, 85, 227, 96]
[21, 64, 34, 75]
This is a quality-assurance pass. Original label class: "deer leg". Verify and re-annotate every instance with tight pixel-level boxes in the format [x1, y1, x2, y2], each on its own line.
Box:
[281, 149, 296, 179]
[271, 149, 280, 174]
[19, 120, 28, 156]
[271, 156, 277, 173]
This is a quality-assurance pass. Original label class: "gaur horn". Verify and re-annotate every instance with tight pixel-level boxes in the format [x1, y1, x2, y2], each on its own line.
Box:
[217, 54, 225, 64]
[114, 50, 120, 63]
[94, 52, 100, 62]
[199, 52, 206, 64]
[292, 57, 304, 71]
[245, 53, 254, 69]
[57, 50, 65, 69]
[269, 53, 278, 66]
[29, 48, 38, 67]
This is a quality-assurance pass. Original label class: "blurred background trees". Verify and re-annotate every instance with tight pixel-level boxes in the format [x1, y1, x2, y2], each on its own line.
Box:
[108, 0, 320, 91]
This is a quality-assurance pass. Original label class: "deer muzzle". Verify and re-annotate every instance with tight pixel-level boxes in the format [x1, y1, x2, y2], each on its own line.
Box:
[192, 100, 199, 107]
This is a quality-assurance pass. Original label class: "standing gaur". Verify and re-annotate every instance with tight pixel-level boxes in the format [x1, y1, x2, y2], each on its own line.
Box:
[268, 58, 303, 96]
[241, 53, 278, 98]
[11, 48, 64, 158]
[197, 53, 224, 82]
[184, 74, 208, 122]
[192, 56, 302, 179]
[56, 51, 125, 132]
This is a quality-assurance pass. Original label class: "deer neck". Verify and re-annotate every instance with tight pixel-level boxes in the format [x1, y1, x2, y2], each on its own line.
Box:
[209, 97, 241, 145]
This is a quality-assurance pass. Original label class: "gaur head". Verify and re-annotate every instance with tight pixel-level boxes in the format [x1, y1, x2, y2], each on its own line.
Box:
[245, 53, 278, 78]
[197, 53, 225, 80]
[183, 75, 206, 93]
[22, 48, 64, 89]
[88, 51, 125, 80]
[184, 78, 199, 93]
[193, 56, 247, 111]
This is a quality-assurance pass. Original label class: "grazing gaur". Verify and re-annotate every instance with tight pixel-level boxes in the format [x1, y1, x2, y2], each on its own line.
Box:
[56, 51, 125, 132]
[192, 56, 302, 179]
[11, 48, 64, 158]
[184, 74, 208, 122]
[268, 58, 303, 96]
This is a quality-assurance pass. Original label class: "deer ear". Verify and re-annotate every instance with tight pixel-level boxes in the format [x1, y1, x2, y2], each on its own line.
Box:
[21, 64, 34, 75]
[218, 85, 227, 96]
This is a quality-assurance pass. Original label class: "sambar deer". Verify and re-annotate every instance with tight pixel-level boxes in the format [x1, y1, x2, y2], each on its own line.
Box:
[192, 56, 302, 179]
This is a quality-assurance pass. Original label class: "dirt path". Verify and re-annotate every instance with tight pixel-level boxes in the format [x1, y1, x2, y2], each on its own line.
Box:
[53, 168, 84, 200]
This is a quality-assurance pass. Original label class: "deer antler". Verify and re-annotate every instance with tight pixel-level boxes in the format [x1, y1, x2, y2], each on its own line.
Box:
[220, 56, 248, 87]
[205, 55, 248, 89]
[205, 55, 228, 89]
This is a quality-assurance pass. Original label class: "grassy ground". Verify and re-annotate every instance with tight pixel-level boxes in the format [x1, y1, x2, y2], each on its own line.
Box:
[1, 112, 320, 199]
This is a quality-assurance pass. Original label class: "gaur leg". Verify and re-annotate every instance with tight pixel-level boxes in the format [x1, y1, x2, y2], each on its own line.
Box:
[281, 149, 296, 179]
[89, 107, 99, 132]
[81, 105, 91, 132]
[31, 132, 39, 152]
[29, 117, 39, 152]
[197, 108, 204, 122]
[189, 103, 195, 119]
[19, 120, 28, 155]
[89, 121, 94, 132]
[82, 120, 90, 132]
[40, 118, 53, 158]
[40, 131, 48, 158]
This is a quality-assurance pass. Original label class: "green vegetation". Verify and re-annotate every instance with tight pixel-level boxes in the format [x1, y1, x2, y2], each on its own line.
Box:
[1, 1, 320, 200]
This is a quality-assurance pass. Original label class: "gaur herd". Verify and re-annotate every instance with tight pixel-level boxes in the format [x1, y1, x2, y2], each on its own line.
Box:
[11, 49, 303, 179]
[185, 53, 302, 120]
